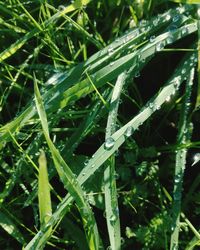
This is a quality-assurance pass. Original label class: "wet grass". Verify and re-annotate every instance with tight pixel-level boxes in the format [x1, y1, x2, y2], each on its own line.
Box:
[0, 1, 200, 249]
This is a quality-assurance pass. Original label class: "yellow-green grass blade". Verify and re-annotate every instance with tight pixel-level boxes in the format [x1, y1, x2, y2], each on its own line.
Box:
[38, 150, 52, 227]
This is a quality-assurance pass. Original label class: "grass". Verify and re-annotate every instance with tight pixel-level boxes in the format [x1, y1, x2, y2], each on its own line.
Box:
[0, 1, 200, 249]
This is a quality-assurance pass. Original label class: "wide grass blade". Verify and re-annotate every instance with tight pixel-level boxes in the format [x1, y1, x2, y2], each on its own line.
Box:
[38, 150, 52, 227]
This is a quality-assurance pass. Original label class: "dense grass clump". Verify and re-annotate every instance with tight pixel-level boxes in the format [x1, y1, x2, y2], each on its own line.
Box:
[1, 0, 200, 249]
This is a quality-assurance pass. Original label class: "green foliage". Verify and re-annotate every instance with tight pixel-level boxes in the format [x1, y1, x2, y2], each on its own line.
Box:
[0, 0, 200, 249]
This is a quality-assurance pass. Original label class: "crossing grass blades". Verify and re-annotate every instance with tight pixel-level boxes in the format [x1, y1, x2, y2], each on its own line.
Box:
[0, 1, 200, 249]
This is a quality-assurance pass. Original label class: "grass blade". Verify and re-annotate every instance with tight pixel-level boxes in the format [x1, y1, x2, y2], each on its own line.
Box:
[0, 210, 25, 244]
[104, 72, 128, 250]
[170, 68, 195, 250]
[31, 78, 100, 250]
[38, 150, 52, 227]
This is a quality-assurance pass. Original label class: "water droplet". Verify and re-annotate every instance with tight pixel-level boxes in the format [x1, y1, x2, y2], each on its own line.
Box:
[156, 105, 161, 110]
[135, 71, 140, 78]
[124, 126, 133, 137]
[166, 36, 173, 44]
[153, 18, 159, 26]
[166, 96, 171, 102]
[114, 172, 120, 180]
[110, 214, 117, 225]
[150, 35, 156, 43]
[192, 153, 200, 166]
[156, 42, 164, 51]
[173, 76, 180, 87]
[181, 27, 188, 36]
[109, 62, 114, 66]
[58, 5, 65, 11]
[169, 24, 177, 32]
[174, 192, 181, 201]
[104, 137, 115, 150]
[108, 47, 114, 56]
[174, 177, 179, 183]
[177, 6, 185, 14]
[84, 159, 89, 166]
[149, 102, 154, 109]
[181, 68, 186, 74]
[121, 237, 125, 245]
[165, 14, 171, 21]
[173, 15, 180, 23]
[140, 20, 147, 26]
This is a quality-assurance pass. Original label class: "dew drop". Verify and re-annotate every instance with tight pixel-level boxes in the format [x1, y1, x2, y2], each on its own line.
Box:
[58, 5, 65, 11]
[166, 96, 171, 102]
[192, 153, 200, 166]
[124, 126, 133, 137]
[104, 137, 115, 150]
[173, 15, 180, 23]
[153, 18, 159, 26]
[169, 24, 177, 32]
[174, 178, 179, 184]
[181, 27, 188, 36]
[108, 47, 114, 56]
[156, 42, 164, 51]
[166, 36, 173, 45]
[135, 71, 140, 78]
[150, 35, 156, 43]
[165, 14, 171, 21]
[84, 159, 89, 166]
[110, 214, 117, 225]
[149, 102, 154, 109]
[181, 68, 186, 74]
[174, 192, 181, 201]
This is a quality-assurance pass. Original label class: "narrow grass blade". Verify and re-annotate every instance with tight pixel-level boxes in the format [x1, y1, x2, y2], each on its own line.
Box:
[195, 4, 200, 108]
[104, 72, 128, 250]
[0, 210, 25, 244]
[32, 79, 100, 250]
[38, 150, 52, 227]
[170, 68, 195, 250]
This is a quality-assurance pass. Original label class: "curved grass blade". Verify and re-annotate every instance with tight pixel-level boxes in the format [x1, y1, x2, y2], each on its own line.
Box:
[25, 49, 198, 250]
[170, 68, 195, 250]
[31, 79, 100, 250]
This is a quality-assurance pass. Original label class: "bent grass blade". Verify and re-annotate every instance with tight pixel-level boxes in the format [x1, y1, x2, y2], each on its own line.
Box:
[30, 79, 100, 250]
